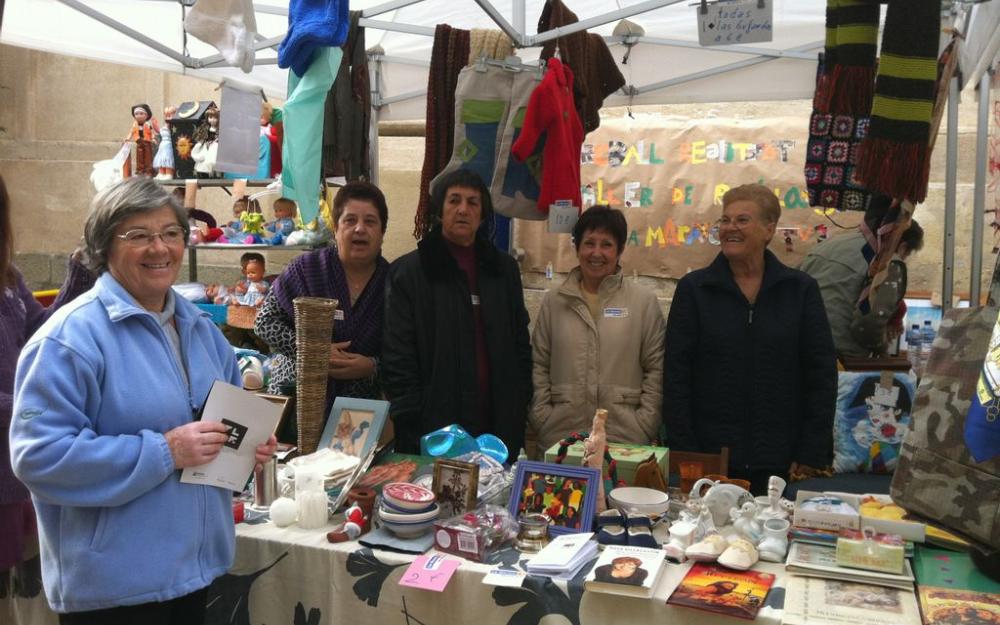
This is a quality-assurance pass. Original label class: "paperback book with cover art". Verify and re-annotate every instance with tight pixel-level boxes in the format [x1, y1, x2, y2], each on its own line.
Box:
[782, 575, 921, 625]
[584, 545, 666, 599]
[667, 562, 775, 620]
[917, 586, 1000, 625]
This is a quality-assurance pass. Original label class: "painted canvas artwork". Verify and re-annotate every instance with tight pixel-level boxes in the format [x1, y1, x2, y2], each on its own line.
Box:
[832, 372, 916, 474]
[327, 408, 374, 457]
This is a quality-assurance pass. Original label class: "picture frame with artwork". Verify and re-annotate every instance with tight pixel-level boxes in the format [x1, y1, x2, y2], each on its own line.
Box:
[507, 460, 601, 536]
[432, 458, 479, 520]
[317, 397, 390, 512]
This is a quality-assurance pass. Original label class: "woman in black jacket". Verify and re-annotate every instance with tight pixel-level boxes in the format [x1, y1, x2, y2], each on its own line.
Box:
[382, 170, 532, 461]
[663, 184, 836, 494]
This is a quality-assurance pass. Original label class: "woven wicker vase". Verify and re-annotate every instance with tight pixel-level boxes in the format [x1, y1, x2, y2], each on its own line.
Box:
[293, 297, 338, 455]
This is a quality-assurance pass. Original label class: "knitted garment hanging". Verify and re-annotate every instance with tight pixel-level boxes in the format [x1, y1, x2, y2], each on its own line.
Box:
[855, 0, 941, 203]
[817, 0, 880, 115]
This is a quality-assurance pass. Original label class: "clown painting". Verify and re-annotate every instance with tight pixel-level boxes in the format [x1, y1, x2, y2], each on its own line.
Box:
[832, 372, 916, 474]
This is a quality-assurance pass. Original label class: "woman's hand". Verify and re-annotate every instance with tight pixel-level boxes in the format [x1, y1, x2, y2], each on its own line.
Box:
[328, 340, 376, 380]
[254, 435, 279, 470]
[164, 421, 230, 469]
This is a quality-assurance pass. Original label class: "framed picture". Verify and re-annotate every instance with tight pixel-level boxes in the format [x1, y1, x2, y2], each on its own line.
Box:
[432, 459, 480, 520]
[507, 460, 601, 536]
[318, 397, 390, 512]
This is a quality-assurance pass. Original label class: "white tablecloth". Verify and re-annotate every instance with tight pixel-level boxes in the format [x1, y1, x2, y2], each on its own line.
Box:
[3, 519, 788, 625]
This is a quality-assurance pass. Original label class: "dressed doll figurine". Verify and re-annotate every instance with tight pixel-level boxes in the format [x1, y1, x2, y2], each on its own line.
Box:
[233, 253, 269, 307]
[259, 102, 282, 179]
[153, 106, 176, 180]
[123, 103, 159, 178]
[582, 408, 609, 513]
[264, 198, 298, 245]
[192, 105, 220, 178]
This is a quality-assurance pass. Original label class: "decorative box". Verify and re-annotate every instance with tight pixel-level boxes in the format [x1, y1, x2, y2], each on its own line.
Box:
[543, 441, 668, 486]
[433, 508, 516, 562]
[835, 528, 906, 574]
[792, 491, 861, 532]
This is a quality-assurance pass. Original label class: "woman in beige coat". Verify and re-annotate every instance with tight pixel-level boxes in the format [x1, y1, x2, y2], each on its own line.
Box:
[531, 206, 665, 456]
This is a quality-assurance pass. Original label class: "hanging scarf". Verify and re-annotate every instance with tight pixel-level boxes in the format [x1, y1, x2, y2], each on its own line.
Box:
[817, 0, 880, 115]
[855, 0, 941, 203]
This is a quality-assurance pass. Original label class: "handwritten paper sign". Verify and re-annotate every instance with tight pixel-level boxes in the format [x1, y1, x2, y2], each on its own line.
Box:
[398, 554, 462, 592]
[548, 200, 579, 234]
[697, 0, 773, 46]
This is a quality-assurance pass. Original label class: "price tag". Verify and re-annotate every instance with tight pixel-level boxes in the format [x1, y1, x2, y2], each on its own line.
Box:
[398, 554, 462, 592]
[548, 200, 579, 234]
[482, 567, 526, 587]
[697, 0, 773, 47]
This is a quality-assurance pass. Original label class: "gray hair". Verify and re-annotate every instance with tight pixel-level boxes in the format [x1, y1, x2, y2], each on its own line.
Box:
[82, 178, 188, 274]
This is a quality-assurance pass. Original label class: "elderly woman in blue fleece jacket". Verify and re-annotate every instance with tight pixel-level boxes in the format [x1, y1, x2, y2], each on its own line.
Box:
[10, 177, 276, 625]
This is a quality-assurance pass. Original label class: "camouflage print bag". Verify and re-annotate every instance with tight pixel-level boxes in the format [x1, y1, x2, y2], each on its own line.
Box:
[891, 306, 1000, 549]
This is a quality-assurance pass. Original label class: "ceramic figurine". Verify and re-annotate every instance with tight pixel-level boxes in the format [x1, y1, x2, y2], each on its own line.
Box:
[123, 103, 160, 178]
[717, 536, 760, 571]
[757, 517, 791, 562]
[729, 501, 762, 543]
[583, 408, 608, 513]
[154, 106, 176, 180]
[689, 478, 753, 527]
[756, 475, 791, 521]
[192, 105, 220, 178]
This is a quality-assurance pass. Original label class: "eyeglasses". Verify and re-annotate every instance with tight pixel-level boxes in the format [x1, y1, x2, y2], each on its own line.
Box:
[716, 215, 756, 229]
[115, 225, 187, 248]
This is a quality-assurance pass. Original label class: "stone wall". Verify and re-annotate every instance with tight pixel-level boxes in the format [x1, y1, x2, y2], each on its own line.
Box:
[1, 44, 990, 326]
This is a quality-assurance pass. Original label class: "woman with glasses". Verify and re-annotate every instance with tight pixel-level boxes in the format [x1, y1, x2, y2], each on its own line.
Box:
[0, 174, 94, 591]
[530, 205, 664, 455]
[663, 184, 836, 495]
[10, 177, 276, 624]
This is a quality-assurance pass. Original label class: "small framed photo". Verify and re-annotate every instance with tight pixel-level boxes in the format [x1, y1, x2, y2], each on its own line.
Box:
[507, 460, 601, 536]
[432, 459, 480, 520]
[318, 397, 390, 512]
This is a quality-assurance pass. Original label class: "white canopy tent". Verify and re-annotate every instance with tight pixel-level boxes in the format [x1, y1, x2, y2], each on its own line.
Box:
[1, 0, 998, 301]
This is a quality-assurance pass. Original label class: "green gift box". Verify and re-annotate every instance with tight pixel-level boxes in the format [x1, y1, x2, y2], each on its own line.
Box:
[543, 441, 669, 486]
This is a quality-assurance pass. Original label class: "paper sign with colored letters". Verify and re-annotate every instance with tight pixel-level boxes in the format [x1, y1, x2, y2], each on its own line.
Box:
[398, 554, 462, 592]
[697, 0, 773, 47]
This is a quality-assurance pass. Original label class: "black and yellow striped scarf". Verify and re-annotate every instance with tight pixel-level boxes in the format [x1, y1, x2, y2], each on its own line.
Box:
[821, 0, 940, 203]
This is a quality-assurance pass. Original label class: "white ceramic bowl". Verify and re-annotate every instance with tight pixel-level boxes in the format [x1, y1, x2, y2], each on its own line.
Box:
[378, 503, 440, 524]
[380, 517, 436, 538]
[608, 486, 670, 517]
[382, 482, 436, 510]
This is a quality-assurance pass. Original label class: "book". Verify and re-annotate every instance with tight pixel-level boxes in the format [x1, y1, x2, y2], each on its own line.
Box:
[782, 574, 922, 625]
[791, 526, 915, 557]
[526, 532, 598, 577]
[583, 545, 666, 599]
[786, 541, 915, 591]
[912, 547, 1000, 594]
[179, 380, 282, 491]
[918, 586, 1000, 624]
[666, 562, 775, 620]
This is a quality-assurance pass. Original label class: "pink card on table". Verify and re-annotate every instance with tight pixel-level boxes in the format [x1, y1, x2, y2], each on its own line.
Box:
[398, 554, 462, 592]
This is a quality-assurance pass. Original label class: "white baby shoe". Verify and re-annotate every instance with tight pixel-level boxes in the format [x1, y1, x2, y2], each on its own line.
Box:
[717, 537, 759, 571]
[685, 533, 730, 562]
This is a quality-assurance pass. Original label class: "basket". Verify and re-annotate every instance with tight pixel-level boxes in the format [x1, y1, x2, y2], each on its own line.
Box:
[293, 297, 338, 455]
[226, 304, 258, 329]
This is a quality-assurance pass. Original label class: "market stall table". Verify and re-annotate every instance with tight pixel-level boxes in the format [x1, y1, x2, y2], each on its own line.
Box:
[2, 519, 788, 625]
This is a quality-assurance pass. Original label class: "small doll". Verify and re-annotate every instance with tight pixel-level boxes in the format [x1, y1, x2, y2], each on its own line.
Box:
[264, 198, 298, 245]
[153, 106, 176, 180]
[233, 252, 269, 307]
[191, 105, 220, 178]
[220, 197, 260, 242]
[123, 103, 160, 178]
[259, 102, 282, 179]
[240, 210, 267, 244]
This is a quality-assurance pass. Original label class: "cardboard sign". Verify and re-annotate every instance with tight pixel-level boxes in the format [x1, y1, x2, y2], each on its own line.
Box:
[697, 0, 773, 47]
[547, 200, 579, 234]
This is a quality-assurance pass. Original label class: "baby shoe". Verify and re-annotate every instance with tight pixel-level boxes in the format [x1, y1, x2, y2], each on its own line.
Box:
[717, 537, 759, 571]
[596, 508, 628, 546]
[626, 511, 659, 549]
[685, 533, 729, 562]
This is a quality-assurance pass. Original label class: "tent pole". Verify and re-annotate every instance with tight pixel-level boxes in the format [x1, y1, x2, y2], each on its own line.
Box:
[971, 68, 992, 306]
[943, 76, 959, 312]
[55, 0, 193, 66]
[529, 0, 686, 46]
[370, 54, 383, 187]
[471, 0, 521, 44]
[513, 0, 526, 43]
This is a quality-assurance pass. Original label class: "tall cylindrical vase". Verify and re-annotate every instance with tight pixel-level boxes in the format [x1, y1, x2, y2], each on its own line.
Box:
[293, 296, 338, 455]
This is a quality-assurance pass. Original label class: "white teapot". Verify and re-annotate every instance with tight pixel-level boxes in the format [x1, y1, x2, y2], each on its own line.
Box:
[690, 478, 754, 526]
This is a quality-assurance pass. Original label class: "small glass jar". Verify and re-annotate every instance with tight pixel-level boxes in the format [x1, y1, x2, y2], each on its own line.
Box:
[515, 513, 551, 553]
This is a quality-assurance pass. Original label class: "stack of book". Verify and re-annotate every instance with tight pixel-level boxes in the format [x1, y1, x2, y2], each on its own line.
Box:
[526, 532, 598, 581]
[785, 542, 915, 590]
